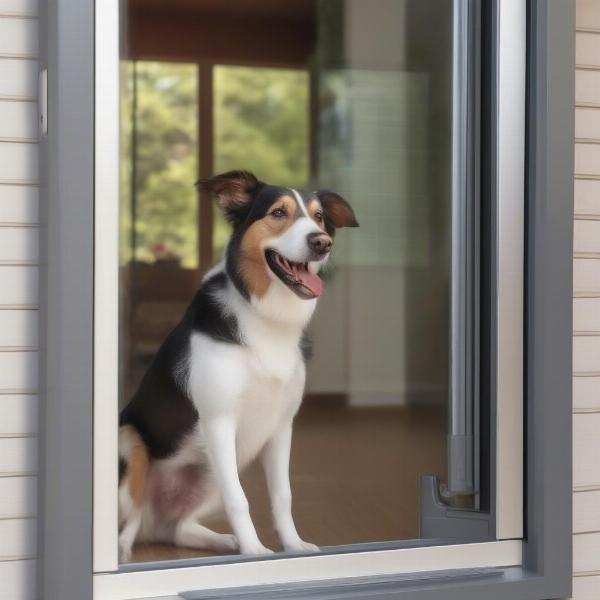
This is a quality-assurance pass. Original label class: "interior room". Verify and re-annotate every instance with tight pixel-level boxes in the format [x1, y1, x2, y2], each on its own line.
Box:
[118, 0, 452, 563]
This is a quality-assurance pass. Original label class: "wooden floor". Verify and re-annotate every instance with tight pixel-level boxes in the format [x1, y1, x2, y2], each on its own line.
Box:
[128, 402, 447, 564]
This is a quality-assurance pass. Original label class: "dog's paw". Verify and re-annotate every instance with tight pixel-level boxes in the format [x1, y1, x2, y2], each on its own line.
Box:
[239, 541, 274, 555]
[283, 539, 320, 553]
[118, 540, 133, 563]
[213, 533, 240, 553]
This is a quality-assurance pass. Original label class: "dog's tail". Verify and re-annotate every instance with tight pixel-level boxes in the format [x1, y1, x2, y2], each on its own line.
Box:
[118, 425, 149, 510]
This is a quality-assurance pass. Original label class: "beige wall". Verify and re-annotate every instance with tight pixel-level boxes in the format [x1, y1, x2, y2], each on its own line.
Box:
[572, 2, 600, 599]
[0, 0, 39, 599]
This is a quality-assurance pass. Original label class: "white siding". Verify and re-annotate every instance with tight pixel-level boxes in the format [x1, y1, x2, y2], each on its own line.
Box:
[575, 142, 600, 178]
[0, 561, 36, 600]
[0, 476, 36, 517]
[0, 0, 37, 17]
[0, 100, 37, 140]
[574, 180, 600, 216]
[573, 337, 600, 374]
[577, 32, 600, 67]
[0, 17, 37, 58]
[573, 258, 600, 295]
[576, 107, 600, 140]
[0, 143, 38, 182]
[0, 227, 37, 263]
[574, 377, 600, 411]
[576, 69, 600, 106]
[573, 413, 600, 490]
[573, 5, 600, 597]
[574, 574, 600, 600]
[0, 8, 38, 600]
[0, 58, 37, 99]
[574, 490, 600, 534]
[0, 310, 37, 347]
[574, 298, 600, 333]
[0, 395, 37, 436]
[0, 352, 38, 390]
[577, 0, 600, 31]
[574, 220, 600, 254]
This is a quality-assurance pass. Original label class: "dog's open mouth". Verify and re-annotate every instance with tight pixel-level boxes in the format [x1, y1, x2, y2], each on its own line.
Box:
[265, 249, 323, 299]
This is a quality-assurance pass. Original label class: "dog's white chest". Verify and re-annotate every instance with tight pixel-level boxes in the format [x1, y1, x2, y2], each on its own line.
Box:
[234, 338, 303, 467]
[246, 331, 299, 382]
[188, 324, 304, 470]
[235, 371, 286, 467]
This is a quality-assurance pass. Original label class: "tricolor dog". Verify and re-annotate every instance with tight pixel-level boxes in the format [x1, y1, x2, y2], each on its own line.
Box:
[118, 170, 358, 560]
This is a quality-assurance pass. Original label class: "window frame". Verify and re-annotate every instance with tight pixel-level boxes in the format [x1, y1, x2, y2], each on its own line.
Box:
[38, 0, 573, 598]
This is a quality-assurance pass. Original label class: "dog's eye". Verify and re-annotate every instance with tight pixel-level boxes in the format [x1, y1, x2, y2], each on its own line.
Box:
[314, 211, 323, 222]
[271, 208, 287, 218]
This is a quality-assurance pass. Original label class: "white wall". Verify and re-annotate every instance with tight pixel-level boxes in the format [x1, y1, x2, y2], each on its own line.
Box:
[572, 3, 600, 599]
[0, 1, 39, 599]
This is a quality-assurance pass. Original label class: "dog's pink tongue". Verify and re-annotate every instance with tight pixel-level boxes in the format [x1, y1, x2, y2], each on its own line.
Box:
[294, 265, 323, 297]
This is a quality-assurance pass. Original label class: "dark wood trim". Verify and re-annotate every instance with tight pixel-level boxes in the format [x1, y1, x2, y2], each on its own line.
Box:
[308, 66, 319, 182]
[127, 10, 315, 68]
[198, 62, 214, 276]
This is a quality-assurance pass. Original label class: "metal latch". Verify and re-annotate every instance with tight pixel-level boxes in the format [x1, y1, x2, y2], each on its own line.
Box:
[38, 68, 48, 136]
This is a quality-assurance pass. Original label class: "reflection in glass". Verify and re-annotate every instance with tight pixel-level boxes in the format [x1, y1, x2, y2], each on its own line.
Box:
[119, 0, 453, 562]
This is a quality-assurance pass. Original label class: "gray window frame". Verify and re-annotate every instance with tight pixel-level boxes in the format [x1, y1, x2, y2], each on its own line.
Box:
[37, 0, 573, 598]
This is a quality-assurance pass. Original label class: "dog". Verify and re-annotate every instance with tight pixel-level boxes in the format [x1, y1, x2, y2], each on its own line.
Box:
[118, 170, 358, 561]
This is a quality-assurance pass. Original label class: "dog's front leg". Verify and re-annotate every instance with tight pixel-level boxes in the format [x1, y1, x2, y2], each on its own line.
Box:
[261, 422, 319, 553]
[203, 417, 272, 555]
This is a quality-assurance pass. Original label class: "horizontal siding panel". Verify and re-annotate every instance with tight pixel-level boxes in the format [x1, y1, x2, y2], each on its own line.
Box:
[574, 377, 600, 411]
[0, 310, 37, 347]
[577, 69, 600, 105]
[0, 142, 37, 182]
[575, 220, 600, 254]
[577, 0, 600, 30]
[0, 17, 37, 57]
[0, 58, 37, 98]
[574, 298, 600, 332]
[574, 532, 600, 574]
[576, 107, 600, 140]
[574, 258, 600, 294]
[0, 351, 37, 390]
[0, 227, 37, 262]
[0, 476, 35, 517]
[0, 395, 37, 435]
[0, 0, 37, 16]
[574, 413, 600, 489]
[575, 143, 600, 177]
[0, 437, 36, 473]
[0, 185, 37, 223]
[577, 32, 600, 66]
[0, 559, 35, 600]
[0, 100, 36, 140]
[575, 179, 600, 215]
[573, 574, 600, 600]
[574, 336, 600, 372]
[0, 266, 37, 304]
[0, 518, 35, 559]
[574, 490, 600, 534]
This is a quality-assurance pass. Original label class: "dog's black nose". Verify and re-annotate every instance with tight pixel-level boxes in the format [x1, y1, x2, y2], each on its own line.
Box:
[307, 232, 332, 255]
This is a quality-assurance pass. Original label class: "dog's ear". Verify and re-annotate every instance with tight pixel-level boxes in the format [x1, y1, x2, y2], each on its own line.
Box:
[316, 191, 359, 232]
[197, 170, 259, 224]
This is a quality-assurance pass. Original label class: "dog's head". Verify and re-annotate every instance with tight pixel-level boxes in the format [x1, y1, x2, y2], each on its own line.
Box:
[199, 170, 358, 301]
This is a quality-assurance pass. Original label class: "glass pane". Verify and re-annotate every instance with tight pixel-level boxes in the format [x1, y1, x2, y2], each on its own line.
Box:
[119, 0, 457, 565]
[213, 66, 310, 260]
[119, 61, 198, 398]
[306, 0, 452, 544]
